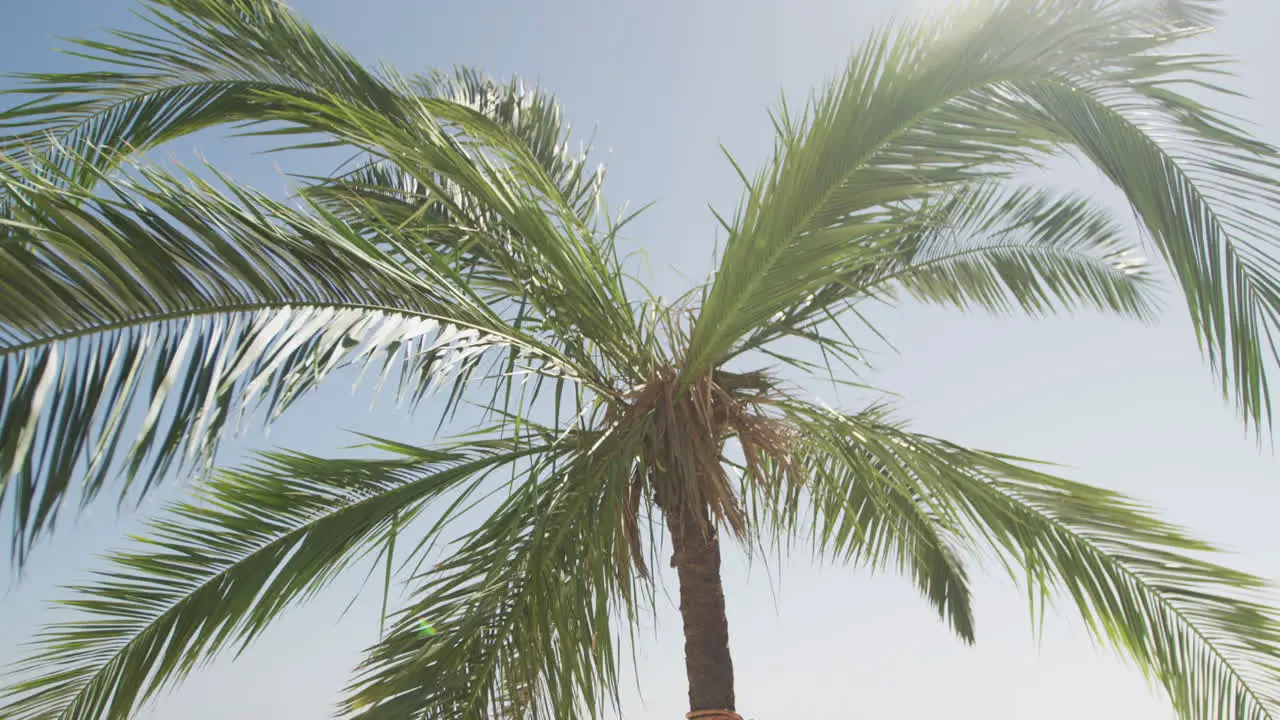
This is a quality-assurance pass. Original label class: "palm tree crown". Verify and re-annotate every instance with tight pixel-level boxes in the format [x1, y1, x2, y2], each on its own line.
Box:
[4, 0, 1280, 718]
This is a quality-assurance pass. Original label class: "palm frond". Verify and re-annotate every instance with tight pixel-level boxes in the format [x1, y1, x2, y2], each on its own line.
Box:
[2, 0, 604, 226]
[0, 0, 621, 349]
[733, 183, 1157, 360]
[406, 68, 605, 224]
[788, 418, 978, 643]
[293, 66, 609, 306]
[1010, 76, 1280, 431]
[1, 0, 642, 383]
[342, 426, 648, 720]
[305, 88, 644, 375]
[0, 0, 402, 187]
[784, 402, 1280, 720]
[885, 185, 1155, 317]
[684, 0, 1111, 378]
[0, 157, 576, 566]
[688, 0, 1280, 433]
[301, 160, 522, 297]
[0, 436, 552, 720]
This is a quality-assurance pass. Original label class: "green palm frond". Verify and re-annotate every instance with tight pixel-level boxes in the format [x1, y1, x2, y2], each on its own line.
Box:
[789, 418, 978, 644]
[1010, 77, 1280, 429]
[342, 426, 647, 720]
[784, 402, 1280, 719]
[0, 158, 578, 565]
[883, 185, 1155, 318]
[1158, 0, 1223, 25]
[297, 66, 609, 307]
[687, 0, 1280, 432]
[0, 0, 642, 380]
[0, 436, 555, 720]
[301, 160, 522, 296]
[733, 183, 1157, 361]
[0, 0, 401, 187]
[1, 0, 604, 225]
[406, 68, 605, 224]
[684, 0, 1098, 377]
[291, 89, 642, 377]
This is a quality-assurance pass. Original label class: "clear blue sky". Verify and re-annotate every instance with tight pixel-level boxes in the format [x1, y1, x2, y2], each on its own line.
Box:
[3, 1, 1280, 718]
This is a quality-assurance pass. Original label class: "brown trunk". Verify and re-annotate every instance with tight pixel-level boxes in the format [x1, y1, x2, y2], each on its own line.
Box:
[665, 501, 736, 715]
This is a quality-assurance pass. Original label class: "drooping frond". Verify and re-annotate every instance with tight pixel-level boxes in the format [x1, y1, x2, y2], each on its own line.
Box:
[1009, 77, 1280, 431]
[0, 0, 403, 187]
[689, 0, 1280, 432]
[786, 415, 977, 643]
[0, 0, 643, 384]
[342, 426, 648, 720]
[733, 182, 1158, 361]
[0, 436, 554, 720]
[882, 184, 1155, 317]
[784, 402, 1280, 720]
[0, 158, 576, 565]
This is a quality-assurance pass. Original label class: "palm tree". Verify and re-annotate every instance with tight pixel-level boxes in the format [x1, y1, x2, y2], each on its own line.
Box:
[5, 0, 1280, 717]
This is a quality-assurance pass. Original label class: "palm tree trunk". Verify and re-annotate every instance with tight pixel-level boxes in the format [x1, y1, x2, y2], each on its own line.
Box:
[665, 502, 736, 715]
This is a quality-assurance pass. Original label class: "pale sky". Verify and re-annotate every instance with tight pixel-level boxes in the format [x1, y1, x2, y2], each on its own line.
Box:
[4, 1, 1280, 719]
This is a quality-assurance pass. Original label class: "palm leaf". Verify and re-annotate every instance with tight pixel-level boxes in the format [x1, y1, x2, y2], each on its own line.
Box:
[732, 182, 1158, 361]
[684, 0, 1106, 377]
[732, 402, 977, 643]
[785, 402, 1280, 720]
[777, 425, 978, 643]
[1010, 77, 1280, 430]
[405, 68, 604, 224]
[688, 0, 1280, 433]
[0, 436, 555, 720]
[0, 0, 641, 382]
[0, 0, 402, 188]
[0, 158, 577, 565]
[884, 184, 1155, 317]
[342, 425, 647, 720]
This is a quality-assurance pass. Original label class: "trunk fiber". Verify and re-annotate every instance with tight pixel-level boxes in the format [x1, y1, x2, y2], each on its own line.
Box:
[665, 502, 736, 715]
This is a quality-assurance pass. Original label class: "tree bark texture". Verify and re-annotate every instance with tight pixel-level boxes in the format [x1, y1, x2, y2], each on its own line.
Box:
[665, 502, 736, 714]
